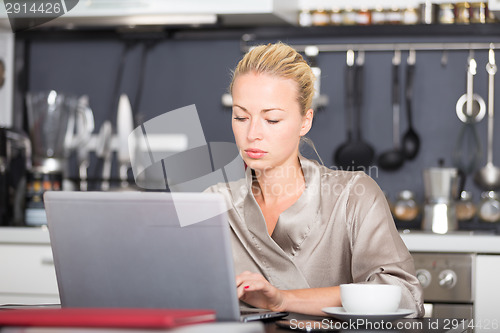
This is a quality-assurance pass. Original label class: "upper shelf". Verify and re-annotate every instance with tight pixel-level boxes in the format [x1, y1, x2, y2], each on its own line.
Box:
[11, 22, 500, 44]
[172, 23, 500, 40]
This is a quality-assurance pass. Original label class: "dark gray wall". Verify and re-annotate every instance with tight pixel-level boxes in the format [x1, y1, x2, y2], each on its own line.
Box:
[24, 31, 500, 214]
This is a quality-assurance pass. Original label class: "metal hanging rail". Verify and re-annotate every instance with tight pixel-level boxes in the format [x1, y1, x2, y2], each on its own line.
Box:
[241, 40, 500, 53]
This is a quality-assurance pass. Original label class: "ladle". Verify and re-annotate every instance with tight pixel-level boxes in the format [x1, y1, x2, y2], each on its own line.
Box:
[401, 50, 421, 160]
[474, 47, 500, 190]
[378, 50, 405, 171]
[334, 51, 374, 171]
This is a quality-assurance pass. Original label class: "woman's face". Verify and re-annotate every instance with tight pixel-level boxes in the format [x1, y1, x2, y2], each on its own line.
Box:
[231, 71, 313, 172]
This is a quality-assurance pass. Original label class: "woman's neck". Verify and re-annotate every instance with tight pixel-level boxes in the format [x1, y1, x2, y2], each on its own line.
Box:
[252, 158, 305, 204]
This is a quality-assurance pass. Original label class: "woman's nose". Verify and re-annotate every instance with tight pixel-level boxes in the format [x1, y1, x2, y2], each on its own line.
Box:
[247, 119, 263, 141]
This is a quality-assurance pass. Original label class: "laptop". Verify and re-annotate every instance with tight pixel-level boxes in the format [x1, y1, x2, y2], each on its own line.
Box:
[43, 191, 288, 322]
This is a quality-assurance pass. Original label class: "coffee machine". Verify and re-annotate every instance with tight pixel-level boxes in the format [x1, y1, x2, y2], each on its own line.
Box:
[422, 167, 461, 234]
[0, 127, 31, 226]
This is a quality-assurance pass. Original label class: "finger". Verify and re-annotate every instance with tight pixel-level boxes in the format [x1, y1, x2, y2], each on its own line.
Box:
[236, 282, 251, 297]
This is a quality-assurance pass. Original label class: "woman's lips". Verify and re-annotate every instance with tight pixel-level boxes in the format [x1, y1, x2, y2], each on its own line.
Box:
[245, 148, 267, 159]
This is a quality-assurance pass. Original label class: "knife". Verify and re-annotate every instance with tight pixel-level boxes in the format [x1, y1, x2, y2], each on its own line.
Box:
[96, 121, 113, 191]
[117, 94, 134, 188]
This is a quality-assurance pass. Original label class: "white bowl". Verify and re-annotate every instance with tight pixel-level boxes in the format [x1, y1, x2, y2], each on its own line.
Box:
[340, 283, 401, 314]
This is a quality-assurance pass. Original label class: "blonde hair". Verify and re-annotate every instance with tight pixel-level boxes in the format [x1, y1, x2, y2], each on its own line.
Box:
[230, 42, 315, 115]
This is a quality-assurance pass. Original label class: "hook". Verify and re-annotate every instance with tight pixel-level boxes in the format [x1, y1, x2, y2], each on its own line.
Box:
[346, 49, 355, 66]
[441, 50, 448, 67]
[407, 49, 416, 65]
[489, 43, 496, 66]
[392, 49, 401, 66]
[468, 50, 477, 76]
[356, 50, 365, 66]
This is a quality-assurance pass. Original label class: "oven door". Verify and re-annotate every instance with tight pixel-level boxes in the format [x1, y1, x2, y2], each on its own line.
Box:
[424, 303, 473, 319]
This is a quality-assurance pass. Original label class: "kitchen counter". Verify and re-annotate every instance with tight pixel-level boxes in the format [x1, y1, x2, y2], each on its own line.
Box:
[0, 227, 51, 245]
[2, 226, 500, 254]
[400, 230, 500, 254]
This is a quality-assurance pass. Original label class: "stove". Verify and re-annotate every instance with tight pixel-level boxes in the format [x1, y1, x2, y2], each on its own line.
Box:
[412, 252, 474, 320]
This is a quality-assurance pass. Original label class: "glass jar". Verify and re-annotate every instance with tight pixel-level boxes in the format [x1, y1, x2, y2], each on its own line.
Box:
[371, 6, 386, 25]
[470, 2, 487, 23]
[298, 9, 313, 27]
[456, 191, 477, 222]
[311, 9, 330, 26]
[356, 8, 372, 25]
[439, 4, 456, 24]
[330, 8, 343, 25]
[392, 190, 420, 222]
[386, 7, 403, 24]
[478, 191, 500, 223]
[403, 7, 419, 25]
[342, 7, 357, 25]
[455, 2, 471, 24]
[486, 3, 498, 23]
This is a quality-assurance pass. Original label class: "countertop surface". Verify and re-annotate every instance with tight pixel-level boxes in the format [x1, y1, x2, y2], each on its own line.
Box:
[399, 230, 500, 254]
[1, 227, 500, 254]
[0, 227, 51, 244]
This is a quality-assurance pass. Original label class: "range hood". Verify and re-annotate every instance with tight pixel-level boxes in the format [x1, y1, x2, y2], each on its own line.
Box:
[0, 0, 299, 30]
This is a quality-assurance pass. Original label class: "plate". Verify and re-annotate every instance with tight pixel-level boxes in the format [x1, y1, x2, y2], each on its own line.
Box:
[322, 307, 413, 322]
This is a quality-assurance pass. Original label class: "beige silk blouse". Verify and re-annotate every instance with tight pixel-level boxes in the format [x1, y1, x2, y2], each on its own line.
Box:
[205, 156, 424, 317]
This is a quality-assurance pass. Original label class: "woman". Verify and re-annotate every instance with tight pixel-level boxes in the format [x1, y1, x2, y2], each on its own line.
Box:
[206, 42, 424, 317]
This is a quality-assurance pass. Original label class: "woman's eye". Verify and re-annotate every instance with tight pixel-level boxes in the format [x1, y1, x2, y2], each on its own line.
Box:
[267, 120, 280, 124]
[233, 117, 247, 122]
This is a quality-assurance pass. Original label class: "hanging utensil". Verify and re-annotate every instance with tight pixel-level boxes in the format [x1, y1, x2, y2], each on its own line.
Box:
[453, 51, 484, 191]
[96, 121, 113, 191]
[474, 46, 500, 191]
[75, 96, 94, 191]
[351, 51, 375, 169]
[378, 50, 405, 171]
[333, 50, 356, 169]
[334, 51, 374, 171]
[117, 94, 134, 188]
[455, 50, 486, 124]
[402, 50, 421, 160]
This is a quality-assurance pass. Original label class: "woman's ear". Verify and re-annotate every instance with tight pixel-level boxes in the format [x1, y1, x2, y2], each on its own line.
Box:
[300, 108, 314, 136]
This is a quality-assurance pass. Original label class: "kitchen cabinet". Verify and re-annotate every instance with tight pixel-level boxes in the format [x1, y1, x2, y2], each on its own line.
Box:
[0, 228, 59, 305]
[475, 255, 500, 330]
[0, 0, 299, 29]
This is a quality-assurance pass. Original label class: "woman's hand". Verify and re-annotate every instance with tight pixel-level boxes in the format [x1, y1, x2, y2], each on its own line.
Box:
[235, 271, 287, 312]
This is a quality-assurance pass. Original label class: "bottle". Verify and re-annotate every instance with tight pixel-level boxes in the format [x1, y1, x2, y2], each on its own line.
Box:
[330, 7, 343, 26]
[439, 4, 456, 24]
[371, 6, 387, 25]
[478, 191, 500, 223]
[455, 2, 471, 24]
[486, 3, 499, 23]
[356, 7, 372, 25]
[298, 8, 313, 27]
[342, 6, 357, 25]
[392, 190, 420, 222]
[386, 7, 403, 24]
[456, 191, 477, 222]
[311, 8, 330, 26]
[470, 2, 487, 24]
[403, 6, 419, 25]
